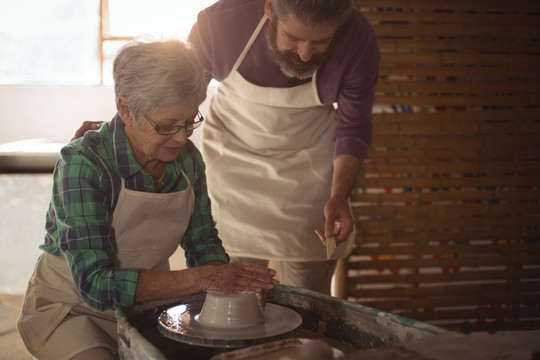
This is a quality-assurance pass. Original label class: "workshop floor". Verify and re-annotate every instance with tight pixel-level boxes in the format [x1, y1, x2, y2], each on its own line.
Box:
[1, 293, 539, 360]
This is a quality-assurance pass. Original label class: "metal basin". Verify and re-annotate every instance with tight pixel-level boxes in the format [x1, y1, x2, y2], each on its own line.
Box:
[116, 285, 445, 359]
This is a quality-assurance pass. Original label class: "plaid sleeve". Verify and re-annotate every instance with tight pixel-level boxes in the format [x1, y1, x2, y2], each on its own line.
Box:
[53, 146, 138, 311]
[180, 144, 229, 267]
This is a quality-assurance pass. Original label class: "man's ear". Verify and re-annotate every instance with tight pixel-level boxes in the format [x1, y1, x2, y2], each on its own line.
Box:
[264, 0, 274, 20]
[117, 96, 133, 127]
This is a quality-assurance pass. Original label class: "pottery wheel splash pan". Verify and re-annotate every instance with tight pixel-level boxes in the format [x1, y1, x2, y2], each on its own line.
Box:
[158, 302, 302, 348]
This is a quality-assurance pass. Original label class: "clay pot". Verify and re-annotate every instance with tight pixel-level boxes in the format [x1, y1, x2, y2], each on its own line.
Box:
[197, 291, 264, 328]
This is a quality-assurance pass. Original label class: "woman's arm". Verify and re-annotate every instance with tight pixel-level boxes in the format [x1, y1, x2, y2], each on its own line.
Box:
[134, 263, 278, 302]
[52, 143, 138, 311]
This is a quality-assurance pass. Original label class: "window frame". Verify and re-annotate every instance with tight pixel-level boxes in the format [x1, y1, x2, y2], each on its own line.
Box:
[99, 0, 134, 85]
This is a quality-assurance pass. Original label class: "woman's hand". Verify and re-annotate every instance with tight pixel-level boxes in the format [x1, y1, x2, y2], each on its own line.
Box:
[71, 121, 104, 141]
[198, 262, 279, 294]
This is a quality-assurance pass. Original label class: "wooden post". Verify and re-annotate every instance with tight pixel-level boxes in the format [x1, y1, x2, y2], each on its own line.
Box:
[333, 258, 348, 299]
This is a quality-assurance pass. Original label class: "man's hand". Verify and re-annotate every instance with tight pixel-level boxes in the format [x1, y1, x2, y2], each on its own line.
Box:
[315, 195, 354, 246]
[71, 121, 104, 141]
[315, 154, 361, 246]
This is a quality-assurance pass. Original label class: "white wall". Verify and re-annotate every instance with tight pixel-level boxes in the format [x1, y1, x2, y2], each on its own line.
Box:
[0, 174, 52, 293]
[0, 85, 117, 144]
[0, 84, 216, 147]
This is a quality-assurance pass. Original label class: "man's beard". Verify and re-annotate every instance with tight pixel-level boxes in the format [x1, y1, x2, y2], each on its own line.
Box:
[266, 17, 329, 80]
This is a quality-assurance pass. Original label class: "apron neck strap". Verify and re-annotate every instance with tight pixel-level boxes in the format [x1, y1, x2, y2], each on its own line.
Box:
[232, 14, 268, 71]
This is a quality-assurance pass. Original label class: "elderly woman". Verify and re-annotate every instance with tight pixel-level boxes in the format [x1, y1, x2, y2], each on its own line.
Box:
[17, 40, 278, 360]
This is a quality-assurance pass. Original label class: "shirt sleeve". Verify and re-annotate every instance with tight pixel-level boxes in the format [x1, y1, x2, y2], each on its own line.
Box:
[333, 22, 380, 164]
[188, 10, 215, 80]
[180, 143, 230, 267]
[52, 146, 138, 311]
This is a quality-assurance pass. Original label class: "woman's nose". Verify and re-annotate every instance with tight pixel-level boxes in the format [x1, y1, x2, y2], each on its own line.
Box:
[172, 128, 189, 144]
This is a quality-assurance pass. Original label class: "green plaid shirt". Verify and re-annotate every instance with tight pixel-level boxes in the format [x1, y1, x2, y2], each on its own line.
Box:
[40, 114, 229, 311]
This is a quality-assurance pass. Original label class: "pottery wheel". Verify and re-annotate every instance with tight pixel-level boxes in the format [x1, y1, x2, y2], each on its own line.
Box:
[158, 302, 302, 348]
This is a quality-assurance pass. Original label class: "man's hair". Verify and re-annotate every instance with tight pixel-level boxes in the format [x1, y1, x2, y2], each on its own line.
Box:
[270, 0, 352, 24]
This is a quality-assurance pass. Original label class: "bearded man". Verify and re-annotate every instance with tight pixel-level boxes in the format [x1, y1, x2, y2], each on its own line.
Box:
[188, 0, 380, 294]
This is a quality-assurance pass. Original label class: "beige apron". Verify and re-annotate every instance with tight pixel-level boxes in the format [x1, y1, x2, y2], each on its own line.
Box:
[202, 15, 354, 261]
[18, 173, 194, 360]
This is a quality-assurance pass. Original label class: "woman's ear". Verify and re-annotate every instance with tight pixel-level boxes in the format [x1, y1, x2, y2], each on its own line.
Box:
[117, 96, 133, 127]
[264, 0, 274, 20]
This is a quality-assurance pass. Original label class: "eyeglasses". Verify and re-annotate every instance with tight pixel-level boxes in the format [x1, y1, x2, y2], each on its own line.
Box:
[143, 111, 204, 135]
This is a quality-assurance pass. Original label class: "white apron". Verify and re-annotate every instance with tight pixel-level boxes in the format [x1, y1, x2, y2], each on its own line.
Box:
[18, 173, 194, 360]
[202, 15, 354, 261]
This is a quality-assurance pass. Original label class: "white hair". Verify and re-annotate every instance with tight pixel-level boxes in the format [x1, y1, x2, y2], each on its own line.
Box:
[113, 40, 207, 123]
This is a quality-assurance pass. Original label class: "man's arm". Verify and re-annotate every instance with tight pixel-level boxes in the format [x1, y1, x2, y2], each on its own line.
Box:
[321, 154, 361, 245]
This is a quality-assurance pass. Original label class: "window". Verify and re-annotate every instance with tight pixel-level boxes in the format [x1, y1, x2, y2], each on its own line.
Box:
[0, 0, 100, 85]
[0, 0, 217, 85]
[100, 0, 217, 85]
